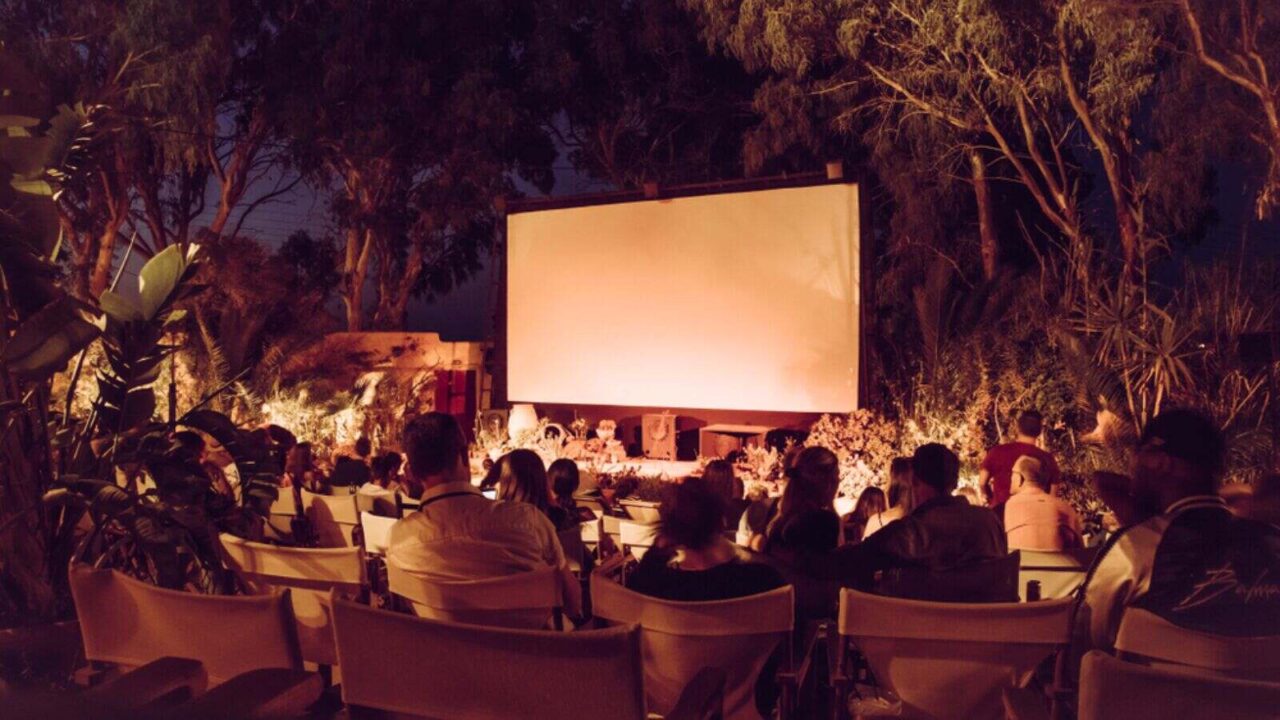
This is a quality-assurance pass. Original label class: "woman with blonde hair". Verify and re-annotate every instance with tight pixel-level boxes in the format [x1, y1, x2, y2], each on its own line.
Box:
[863, 457, 914, 539]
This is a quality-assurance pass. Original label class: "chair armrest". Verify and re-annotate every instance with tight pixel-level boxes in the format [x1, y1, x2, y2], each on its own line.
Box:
[183, 668, 322, 719]
[87, 657, 208, 708]
[665, 666, 727, 720]
[1003, 687, 1051, 720]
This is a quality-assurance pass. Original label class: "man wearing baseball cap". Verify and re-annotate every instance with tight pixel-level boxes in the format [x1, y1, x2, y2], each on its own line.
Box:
[1076, 408, 1280, 655]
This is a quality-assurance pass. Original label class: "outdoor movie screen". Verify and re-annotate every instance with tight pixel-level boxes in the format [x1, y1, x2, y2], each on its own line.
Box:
[506, 182, 860, 413]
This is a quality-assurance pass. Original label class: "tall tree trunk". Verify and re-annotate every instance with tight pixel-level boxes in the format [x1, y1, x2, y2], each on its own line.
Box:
[88, 225, 119, 297]
[969, 149, 998, 281]
[342, 227, 375, 331]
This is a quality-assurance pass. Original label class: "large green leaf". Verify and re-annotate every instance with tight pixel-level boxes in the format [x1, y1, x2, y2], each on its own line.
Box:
[99, 290, 144, 323]
[0, 295, 102, 378]
[138, 244, 202, 321]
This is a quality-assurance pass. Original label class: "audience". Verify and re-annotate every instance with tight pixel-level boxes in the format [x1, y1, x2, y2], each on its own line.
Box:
[845, 486, 886, 544]
[281, 442, 327, 494]
[979, 409, 1060, 518]
[628, 478, 786, 601]
[1004, 455, 1082, 551]
[548, 458, 596, 524]
[495, 449, 575, 532]
[1076, 409, 1280, 655]
[386, 414, 581, 616]
[702, 459, 749, 536]
[862, 457, 913, 539]
[823, 443, 1009, 601]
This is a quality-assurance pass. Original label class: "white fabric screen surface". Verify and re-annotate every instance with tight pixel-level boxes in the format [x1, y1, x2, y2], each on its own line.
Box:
[507, 183, 860, 412]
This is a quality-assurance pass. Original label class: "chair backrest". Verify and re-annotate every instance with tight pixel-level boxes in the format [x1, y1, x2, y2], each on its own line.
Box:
[360, 512, 398, 556]
[69, 563, 303, 686]
[387, 563, 562, 629]
[592, 574, 793, 720]
[1079, 649, 1280, 720]
[354, 488, 399, 517]
[620, 519, 660, 561]
[1116, 608, 1280, 682]
[331, 594, 647, 720]
[875, 552, 1021, 603]
[1017, 547, 1097, 601]
[300, 489, 359, 547]
[837, 588, 1072, 720]
[219, 533, 365, 666]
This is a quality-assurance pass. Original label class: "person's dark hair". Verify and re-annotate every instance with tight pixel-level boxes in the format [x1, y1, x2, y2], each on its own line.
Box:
[372, 452, 403, 485]
[355, 436, 372, 459]
[496, 449, 552, 513]
[887, 456, 914, 509]
[1016, 410, 1044, 439]
[851, 486, 887, 523]
[548, 458, 581, 503]
[781, 446, 840, 515]
[659, 478, 727, 551]
[912, 443, 960, 494]
[402, 413, 468, 479]
[1139, 408, 1225, 483]
[702, 459, 744, 501]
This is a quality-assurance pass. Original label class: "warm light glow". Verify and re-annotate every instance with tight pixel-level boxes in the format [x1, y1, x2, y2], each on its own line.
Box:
[508, 183, 861, 412]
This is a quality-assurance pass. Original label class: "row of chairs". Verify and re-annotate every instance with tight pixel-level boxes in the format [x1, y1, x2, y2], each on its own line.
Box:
[66, 539, 1280, 720]
[64, 560, 781, 719]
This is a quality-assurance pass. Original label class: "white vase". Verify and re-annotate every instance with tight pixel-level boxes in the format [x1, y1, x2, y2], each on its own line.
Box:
[508, 403, 538, 437]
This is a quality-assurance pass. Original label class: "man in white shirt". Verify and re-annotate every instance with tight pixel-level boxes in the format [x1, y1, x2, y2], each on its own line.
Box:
[387, 413, 581, 616]
[1076, 409, 1280, 656]
[1004, 455, 1082, 551]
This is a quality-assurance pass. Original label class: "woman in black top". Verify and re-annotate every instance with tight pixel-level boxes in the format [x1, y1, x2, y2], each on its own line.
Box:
[548, 458, 596, 524]
[627, 478, 785, 602]
[494, 449, 576, 532]
[761, 446, 842, 620]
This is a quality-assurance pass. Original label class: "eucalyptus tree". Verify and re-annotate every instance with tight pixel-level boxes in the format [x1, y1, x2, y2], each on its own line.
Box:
[263, 0, 555, 331]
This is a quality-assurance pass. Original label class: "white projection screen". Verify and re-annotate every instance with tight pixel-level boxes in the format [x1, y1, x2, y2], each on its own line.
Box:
[507, 183, 860, 413]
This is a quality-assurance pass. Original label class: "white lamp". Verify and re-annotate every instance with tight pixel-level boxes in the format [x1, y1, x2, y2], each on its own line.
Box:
[507, 403, 539, 437]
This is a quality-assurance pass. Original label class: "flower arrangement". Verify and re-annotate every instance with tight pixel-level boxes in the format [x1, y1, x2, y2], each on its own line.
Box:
[735, 444, 787, 497]
[805, 409, 902, 502]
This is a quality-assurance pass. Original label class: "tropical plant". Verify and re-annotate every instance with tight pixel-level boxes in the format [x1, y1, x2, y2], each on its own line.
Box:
[0, 48, 102, 627]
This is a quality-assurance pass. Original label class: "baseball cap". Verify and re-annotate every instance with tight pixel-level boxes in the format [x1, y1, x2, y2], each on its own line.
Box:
[1138, 409, 1225, 477]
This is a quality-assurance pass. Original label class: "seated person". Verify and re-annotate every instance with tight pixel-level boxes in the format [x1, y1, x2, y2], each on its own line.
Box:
[862, 457, 913, 539]
[495, 449, 576, 532]
[628, 478, 785, 602]
[762, 447, 842, 558]
[760, 447, 843, 619]
[387, 414, 581, 616]
[702, 459, 750, 537]
[330, 436, 373, 490]
[1077, 410, 1280, 655]
[822, 443, 1010, 602]
[845, 486, 887, 545]
[1005, 455, 1082, 551]
[548, 458, 597, 524]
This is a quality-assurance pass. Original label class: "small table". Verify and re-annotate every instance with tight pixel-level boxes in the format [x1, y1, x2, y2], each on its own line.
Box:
[698, 424, 773, 457]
